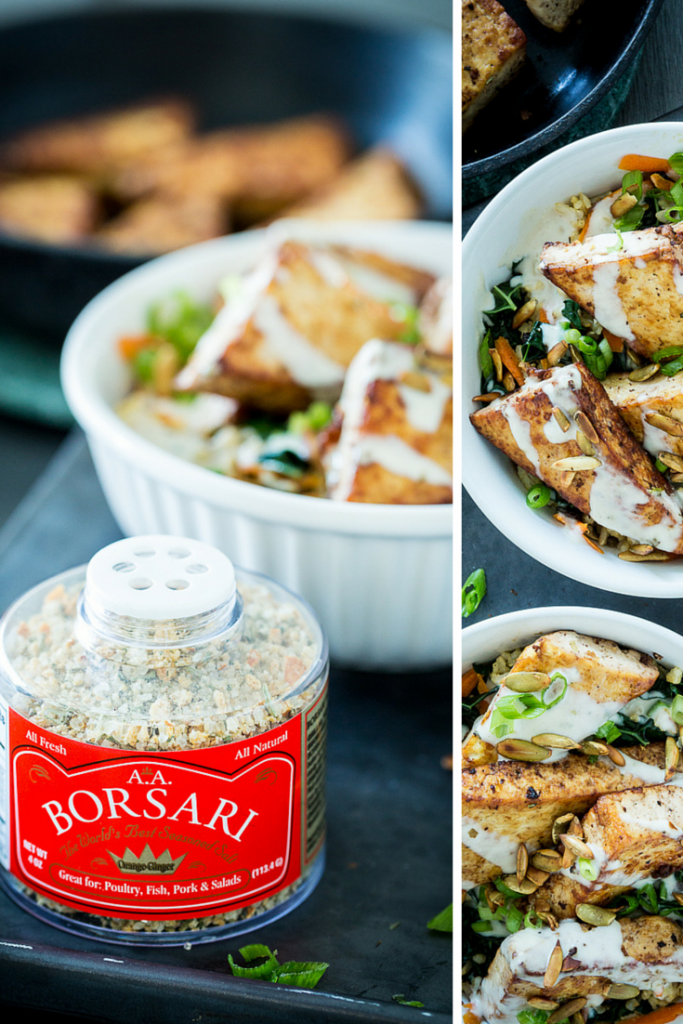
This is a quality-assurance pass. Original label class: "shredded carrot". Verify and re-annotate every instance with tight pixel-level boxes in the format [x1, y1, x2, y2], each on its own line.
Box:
[602, 328, 624, 353]
[117, 334, 154, 360]
[622, 1003, 683, 1024]
[578, 189, 620, 242]
[619, 153, 670, 174]
[538, 309, 549, 323]
[494, 336, 525, 386]
[463, 1013, 481, 1024]
[476, 675, 488, 694]
[462, 667, 479, 698]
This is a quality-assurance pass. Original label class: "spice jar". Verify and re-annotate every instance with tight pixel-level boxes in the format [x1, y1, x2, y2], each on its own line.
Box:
[0, 536, 328, 944]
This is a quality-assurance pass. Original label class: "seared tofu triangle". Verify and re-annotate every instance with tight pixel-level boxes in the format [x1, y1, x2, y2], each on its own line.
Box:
[534, 784, 683, 919]
[462, 0, 527, 133]
[470, 362, 683, 552]
[324, 339, 452, 504]
[463, 630, 658, 764]
[175, 239, 434, 413]
[604, 370, 683, 459]
[462, 744, 668, 888]
[472, 916, 683, 1024]
[539, 224, 683, 357]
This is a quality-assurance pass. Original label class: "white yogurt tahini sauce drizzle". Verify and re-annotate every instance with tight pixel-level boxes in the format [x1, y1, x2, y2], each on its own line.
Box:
[585, 194, 616, 237]
[492, 363, 683, 550]
[252, 294, 346, 390]
[592, 263, 635, 341]
[473, 919, 683, 1024]
[329, 339, 452, 499]
[461, 817, 523, 874]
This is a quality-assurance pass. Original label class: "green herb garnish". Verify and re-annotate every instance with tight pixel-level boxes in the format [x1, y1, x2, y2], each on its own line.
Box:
[427, 903, 453, 932]
[393, 995, 425, 1007]
[462, 568, 487, 618]
[594, 720, 622, 744]
[228, 945, 329, 988]
[287, 401, 332, 436]
[147, 291, 214, 363]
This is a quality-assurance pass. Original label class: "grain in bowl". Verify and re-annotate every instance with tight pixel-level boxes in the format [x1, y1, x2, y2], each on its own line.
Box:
[0, 535, 328, 944]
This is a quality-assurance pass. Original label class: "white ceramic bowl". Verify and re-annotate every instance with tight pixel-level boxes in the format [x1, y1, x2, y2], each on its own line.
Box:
[462, 605, 683, 680]
[61, 220, 453, 671]
[463, 122, 683, 598]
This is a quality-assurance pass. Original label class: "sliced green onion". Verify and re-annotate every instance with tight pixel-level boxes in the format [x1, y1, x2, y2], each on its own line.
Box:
[393, 995, 425, 1008]
[614, 203, 645, 232]
[669, 153, 683, 175]
[427, 903, 453, 932]
[526, 484, 551, 509]
[471, 920, 494, 933]
[598, 338, 614, 369]
[132, 346, 158, 383]
[517, 1010, 551, 1024]
[479, 332, 494, 379]
[671, 694, 683, 725]
[524, 907, 544, 930]
[563, 328, 581, 345]
[651, 345, 683, 361]
[660, 356, 683, 377]
[505, 905, 523, 933]
[490, 673, 568, 738]
[578, 857, 598, 881]
[462, 568, 487, 619]
[606, 227, 624, 253]
[270, 961, 329, 987]
[656, 458, 669, 473]
[622, 169, 643, 199]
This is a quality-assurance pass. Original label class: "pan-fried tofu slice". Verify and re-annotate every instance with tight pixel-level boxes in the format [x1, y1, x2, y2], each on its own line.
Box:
[462, 743, 667, 887]
[419, 277, 453, 359]
[274, 148, 421, 221]
[470, 362, 683, 552]
[113, 115, 350, 219]
[462, 0, 527, 133]
[96, 193, 227, 255]
[0, 175, 98, 244]
[539, 225, 683, 358]
[604, 370, 683, 460]
[324, 339, 452, 503]
[473, 915, 683, 1023]
[534, 784, 683, 919]
[463, 630, 658, 763]
[523, 0, 586, 32]
[175, 240, 434, 413]
[0, 99, 195, 174]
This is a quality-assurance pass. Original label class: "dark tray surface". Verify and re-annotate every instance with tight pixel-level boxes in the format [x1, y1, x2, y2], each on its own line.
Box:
[462, 0, 662, 180]
[0, 433, 452, 1024]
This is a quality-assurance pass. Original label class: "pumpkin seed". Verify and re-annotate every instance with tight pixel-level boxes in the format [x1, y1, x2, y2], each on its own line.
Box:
[512, 299, 537, 330]
[560, 834, 594, 859]
[547, 342, 568, 367]
[552, 407, 571, 432]
[567, 817, 583, 837]
[576, 430, 596, 456]
[575, 411, 599, 444]
[629, 363, 660, 382]
[552, 814, 578, 845]
[658, 451, 683, 473]
[399, 370, 431, 392]
[503, 371, 516, 392]
[532, 850, 562, 873]
[532, 733, 581, 750]
[580, 740, 609, 757]
[548, 999, 587, 1024]
[607, 984, 640, 999]
[611, 192, 637, 218]
[646, 412, 683, 436]
[674, 892, 683, 906]
[517, 843, 529, 885]
[504, 671, 551, 692]
[671, 473, 683, 483]
[528, 999, 559, 1011]
[490, 348, 503, 382]
[561, 845, 576, 870]
[618, 550, 671, 562]
[629, 544, 654, 555]
[501, 873, 538, 895]
[543, 942, 563, 989]
[576, 904, 615, 926]
[666, 736, 680, 773]
[497, 738, 551, 762]
[551, 456, 601, 471]
[526, 865, 550, 886]
[606, 744, 626, 767]
[539, 911, 559, 930]
[569, 1015, 583, 1024]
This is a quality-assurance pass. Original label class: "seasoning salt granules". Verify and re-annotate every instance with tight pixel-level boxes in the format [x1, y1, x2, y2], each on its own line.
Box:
[0, 536, 328, 944]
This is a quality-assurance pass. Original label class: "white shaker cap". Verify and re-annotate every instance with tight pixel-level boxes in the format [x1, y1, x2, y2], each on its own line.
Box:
[86, 535, 236, 620]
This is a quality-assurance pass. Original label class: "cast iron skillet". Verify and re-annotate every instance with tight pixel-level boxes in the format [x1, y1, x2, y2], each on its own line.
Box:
[0, 6, 452, 337]
[462, 0, 664, 183]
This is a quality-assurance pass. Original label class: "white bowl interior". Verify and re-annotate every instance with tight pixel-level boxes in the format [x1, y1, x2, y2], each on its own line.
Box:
[462, 123, 683, 598]
[462, 605, 683, 675]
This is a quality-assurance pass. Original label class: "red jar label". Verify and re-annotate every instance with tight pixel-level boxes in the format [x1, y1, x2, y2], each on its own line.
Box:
[0, 685, 327, 920]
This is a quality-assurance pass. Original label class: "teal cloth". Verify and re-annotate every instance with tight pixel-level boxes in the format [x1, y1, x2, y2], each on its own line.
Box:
[463, 51, 643, 207]
[0, 325, 72, 428]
